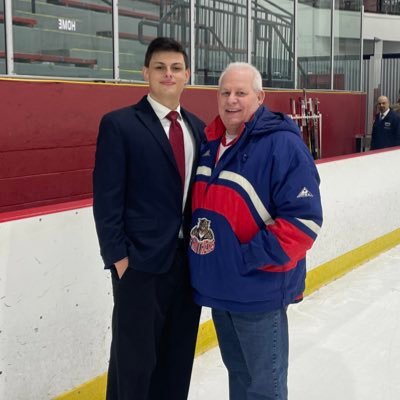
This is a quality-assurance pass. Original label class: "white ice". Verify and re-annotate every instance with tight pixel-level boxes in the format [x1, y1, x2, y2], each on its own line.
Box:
[189, 244, 400, 400]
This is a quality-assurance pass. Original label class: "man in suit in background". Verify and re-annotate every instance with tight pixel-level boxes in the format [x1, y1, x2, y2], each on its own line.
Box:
[93, 37, 205, 400]
[370, 95, 400, 150]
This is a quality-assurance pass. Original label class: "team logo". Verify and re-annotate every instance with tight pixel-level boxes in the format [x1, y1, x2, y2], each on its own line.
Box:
[190, 218, 215, 255]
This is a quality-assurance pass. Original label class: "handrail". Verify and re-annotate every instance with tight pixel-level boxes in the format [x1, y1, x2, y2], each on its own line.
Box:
[197, 25, 236, 62]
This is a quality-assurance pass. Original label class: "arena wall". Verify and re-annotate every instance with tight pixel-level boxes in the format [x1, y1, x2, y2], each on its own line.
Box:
[0, 78, 366, 213]
[1, 148, 400, 399]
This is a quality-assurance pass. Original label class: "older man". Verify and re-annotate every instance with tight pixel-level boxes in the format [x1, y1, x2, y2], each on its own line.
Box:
[370, 95, 400, 150]
[188, 62, 323, 400]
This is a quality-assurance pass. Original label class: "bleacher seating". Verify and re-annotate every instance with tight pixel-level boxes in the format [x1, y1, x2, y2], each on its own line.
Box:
[0, 51, 97, 67]
[96, 31, 156, 43]
[2, 0, 284, 84]
[3, 0, 160, 79]
[47, 0, 159, 20]
[0, 14, 38, 27]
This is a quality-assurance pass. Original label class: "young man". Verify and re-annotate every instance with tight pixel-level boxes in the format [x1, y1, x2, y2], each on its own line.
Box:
[93, 37, 205, 400]
[188, 62, 323, 400]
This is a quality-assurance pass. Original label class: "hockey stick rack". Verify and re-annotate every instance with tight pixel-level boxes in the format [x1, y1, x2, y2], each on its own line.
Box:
[289, 89, 322, 160]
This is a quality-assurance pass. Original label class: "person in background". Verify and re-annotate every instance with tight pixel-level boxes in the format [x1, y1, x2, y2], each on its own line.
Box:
[370, 95, 400, 149]
[93, 37, 205, 400]
[188, 62, 323, 400]
[392, 97, 400, 114]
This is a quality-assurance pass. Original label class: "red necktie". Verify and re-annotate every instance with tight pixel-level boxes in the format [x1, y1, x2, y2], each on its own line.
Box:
[166, 111, 185, 188]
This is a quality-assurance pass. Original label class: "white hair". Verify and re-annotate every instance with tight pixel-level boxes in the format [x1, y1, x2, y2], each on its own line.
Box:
[218, 62, 263, 92]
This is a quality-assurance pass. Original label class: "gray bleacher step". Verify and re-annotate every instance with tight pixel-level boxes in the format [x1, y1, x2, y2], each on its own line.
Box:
[12, 60, 110, 78]
[44, 0, 159, 20]
[68, 47, 145, 70]
[118, 0, 161, 15]
[12, 25, 113, 52]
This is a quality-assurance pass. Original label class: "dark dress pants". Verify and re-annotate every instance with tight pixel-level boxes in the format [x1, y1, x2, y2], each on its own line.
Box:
[106, 245, 201, 400]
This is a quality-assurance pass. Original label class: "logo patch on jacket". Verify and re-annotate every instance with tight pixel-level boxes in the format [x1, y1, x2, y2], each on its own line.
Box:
[190, 218, 215, 255]
[296, 187, 314, 198]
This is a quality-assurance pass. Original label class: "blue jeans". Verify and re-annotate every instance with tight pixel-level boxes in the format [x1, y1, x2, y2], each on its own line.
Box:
[212, 308, 288, 400]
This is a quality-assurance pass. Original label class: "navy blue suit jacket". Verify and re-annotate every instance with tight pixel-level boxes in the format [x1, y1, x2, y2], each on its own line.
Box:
[93, 96, 205, 273]
[371, 109, 400, 150]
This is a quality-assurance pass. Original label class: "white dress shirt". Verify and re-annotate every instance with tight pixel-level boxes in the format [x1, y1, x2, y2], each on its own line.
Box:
[147, 94, 195, 215]
[380, 109, 390, 120]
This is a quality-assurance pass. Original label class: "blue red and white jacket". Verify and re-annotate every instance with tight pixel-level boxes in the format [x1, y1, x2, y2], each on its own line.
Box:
[189, 105, 323, 312]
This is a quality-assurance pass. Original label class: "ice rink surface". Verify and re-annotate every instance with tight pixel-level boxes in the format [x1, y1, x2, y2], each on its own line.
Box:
[189, 245, 400, 400]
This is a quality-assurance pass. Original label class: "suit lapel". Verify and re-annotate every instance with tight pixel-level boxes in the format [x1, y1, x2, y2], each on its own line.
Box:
[135, 97, 204, 183]
[135, 97, 177, 169]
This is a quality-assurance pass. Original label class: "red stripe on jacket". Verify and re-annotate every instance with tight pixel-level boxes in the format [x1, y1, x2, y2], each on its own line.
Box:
[192, 181, 259, 243]
[260, 218, 314, 272]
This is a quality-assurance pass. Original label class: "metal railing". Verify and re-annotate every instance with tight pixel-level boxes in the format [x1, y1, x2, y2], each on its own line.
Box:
[138, 0, 295, 87]
[364, 0, 400, 14]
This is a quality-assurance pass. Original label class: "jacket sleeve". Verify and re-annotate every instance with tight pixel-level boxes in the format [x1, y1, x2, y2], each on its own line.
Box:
[241, 137, 323, 274]
[395, 113, 400, 146]
[370, 119, 377, 150]
[92, 113, 129, 268]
